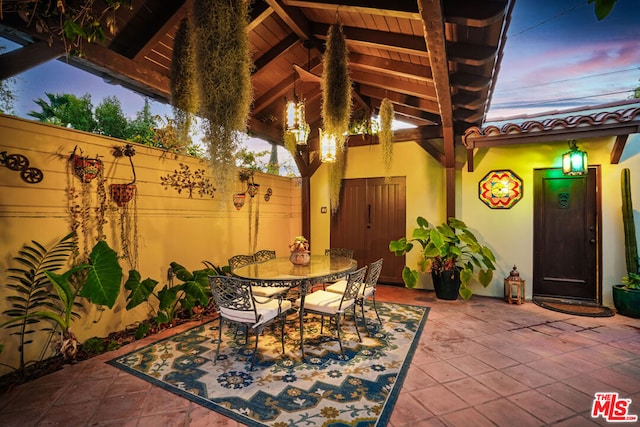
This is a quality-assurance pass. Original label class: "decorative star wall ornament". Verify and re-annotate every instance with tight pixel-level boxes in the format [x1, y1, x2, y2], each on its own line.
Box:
[478, 170, 523, 209]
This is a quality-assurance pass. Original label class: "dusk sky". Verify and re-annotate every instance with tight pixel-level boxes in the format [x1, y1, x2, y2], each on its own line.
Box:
[487, 0, 640, 120]
[2, 0, 639, 126]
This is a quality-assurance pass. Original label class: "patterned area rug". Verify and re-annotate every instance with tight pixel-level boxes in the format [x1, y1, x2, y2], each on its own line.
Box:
[108, 302, 429, 427]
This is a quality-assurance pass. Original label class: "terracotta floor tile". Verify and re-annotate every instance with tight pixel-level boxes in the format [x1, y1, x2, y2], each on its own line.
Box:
[440, 407, 498, 427]
[1, 288, 638, 426]
[419, 360, 467, 384]
[473, 370, 530, 397]
[409, 384, 470, 416]
[537, 382, 595, 414]
[508, 390, 576, 424]
[476, 398, 545, 427]
[502, 364, 555, 388]
[444, 376, 500, 406]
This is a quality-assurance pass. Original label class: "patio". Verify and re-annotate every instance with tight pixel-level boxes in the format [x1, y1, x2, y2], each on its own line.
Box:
[1, 285, 638, 427]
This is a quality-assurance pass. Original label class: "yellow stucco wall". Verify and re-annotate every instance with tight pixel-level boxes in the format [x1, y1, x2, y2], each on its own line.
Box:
[459, 135, 640, 304]
[310, 133, 640, 304]
[0, 115, 302, 374]
[311, 140, 445, 289]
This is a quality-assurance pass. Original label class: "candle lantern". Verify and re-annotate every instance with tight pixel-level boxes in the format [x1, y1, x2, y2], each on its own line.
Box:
[504, 265, 526, 304]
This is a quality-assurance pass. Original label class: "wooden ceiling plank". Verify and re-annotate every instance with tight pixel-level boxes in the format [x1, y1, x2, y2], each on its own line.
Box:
[284, 0, 420, 19]
[394, 125, 443, 141]
[132, 0, 192, 62]
[248, 3, 274, 32]
[254, 33, 300, 72]
[311, 23, 428, 57]
[610, 134, 628, 164]
[266, 0, 313, 41]
[352, 69, 437, 102]
[361, 84, 439, 115]
[348, 52, 434, 82]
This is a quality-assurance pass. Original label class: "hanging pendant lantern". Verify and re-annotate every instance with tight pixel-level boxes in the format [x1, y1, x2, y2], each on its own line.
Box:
[320, 129, 337, 163]
[285, 98, 310, 145]
[562, 140, 588, 176]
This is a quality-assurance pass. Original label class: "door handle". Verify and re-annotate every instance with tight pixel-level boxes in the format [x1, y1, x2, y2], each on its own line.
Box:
[590, 239, 596, 244]
[367, 204, 371, 229]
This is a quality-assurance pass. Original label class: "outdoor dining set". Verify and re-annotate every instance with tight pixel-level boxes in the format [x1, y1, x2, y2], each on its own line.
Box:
[208, 249, 384, 370]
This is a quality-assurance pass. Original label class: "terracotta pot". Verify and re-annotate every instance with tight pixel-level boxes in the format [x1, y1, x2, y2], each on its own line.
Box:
[110, 183, 136, 207]
[233, 193, 246, 210]
[289, 250, 310, 266]
[73, 157, 102, 183]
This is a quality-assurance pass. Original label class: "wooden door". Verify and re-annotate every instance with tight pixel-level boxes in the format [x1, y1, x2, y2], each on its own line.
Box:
[533, 168, 600, 302]
[331, 177, 406, 284]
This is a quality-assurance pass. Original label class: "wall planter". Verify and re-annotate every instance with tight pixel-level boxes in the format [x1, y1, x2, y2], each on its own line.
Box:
[233, 193, 246, 210]
[73, 156, 103, 183]
[110, 183, 137, 207]
[247, 182, 260, 198]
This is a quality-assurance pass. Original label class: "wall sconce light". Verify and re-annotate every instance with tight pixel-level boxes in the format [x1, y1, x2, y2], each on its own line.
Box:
[562, 140, 588, 176]
[319, 129, 337, 162]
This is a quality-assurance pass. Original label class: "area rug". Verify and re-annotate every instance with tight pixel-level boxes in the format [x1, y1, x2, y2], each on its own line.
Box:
[108, 302, 429, 427]
[533, 299, 615, 317]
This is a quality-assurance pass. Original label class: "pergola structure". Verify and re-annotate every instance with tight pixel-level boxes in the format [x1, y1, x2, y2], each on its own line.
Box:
[0, 0, 514, 220]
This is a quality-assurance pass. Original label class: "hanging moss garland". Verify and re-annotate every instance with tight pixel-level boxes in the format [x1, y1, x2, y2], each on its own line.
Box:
[322, 21, 352, 144]
[170, 17, 198, 147]
[193, 0, 253, 198]
[379, 98, 394, 174]
[322, 20, 351, 214]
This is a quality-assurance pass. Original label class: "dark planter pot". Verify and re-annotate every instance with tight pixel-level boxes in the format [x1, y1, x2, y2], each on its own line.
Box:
[612, 284, 640, 318]
[432, 269, 461, 300]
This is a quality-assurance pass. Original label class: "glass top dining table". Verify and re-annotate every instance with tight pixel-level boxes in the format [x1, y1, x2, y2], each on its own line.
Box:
[231, 254, 357, 285]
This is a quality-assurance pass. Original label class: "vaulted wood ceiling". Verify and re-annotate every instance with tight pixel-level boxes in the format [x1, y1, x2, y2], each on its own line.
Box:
[0, 0, 512, 167]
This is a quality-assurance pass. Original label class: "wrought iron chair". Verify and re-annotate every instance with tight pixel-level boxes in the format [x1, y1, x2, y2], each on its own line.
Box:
[209, 275, 292, 370]
[326, 258, 384, 334]
[253, 249, 276, 262]
[228, 254, 255, 271]
[318, 248, 355, 290]
[297, 266, 367, 358]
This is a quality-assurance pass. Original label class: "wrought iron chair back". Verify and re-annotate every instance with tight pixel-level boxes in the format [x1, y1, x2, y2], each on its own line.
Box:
[253, 249, 276, 262]
[324, 248, 354, 258]
[228, 254, 255, 271]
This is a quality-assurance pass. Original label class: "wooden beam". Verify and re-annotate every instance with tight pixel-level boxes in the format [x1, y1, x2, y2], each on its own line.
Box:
[393, 125, 443, 142]
[450, 72, 491, 92]
[253, 33, 299, 72]
[265, 0, 313, 41]
[351, 69, 437, 101]
[610, 134, 628, 164]
[0, 41, 64, 80]
[311, 23, 428, 57]
[466, 148, 474, 172]
[447, 42, 496, 67]
[418, 0, 456, 217]
[360, 85, 439, 115]
[285, 0, 420, 19]
[443, 0, 507, 27]
[348, 52, 434, 83]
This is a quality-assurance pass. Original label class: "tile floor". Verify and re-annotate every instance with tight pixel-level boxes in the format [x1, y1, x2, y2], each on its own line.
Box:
[1, 285, 639, 426]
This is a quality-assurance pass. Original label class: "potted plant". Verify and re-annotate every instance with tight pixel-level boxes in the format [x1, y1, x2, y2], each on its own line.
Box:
[389, 217, 496, 300]
[110, 144, 137, 207]
[612, 168, 640, 318]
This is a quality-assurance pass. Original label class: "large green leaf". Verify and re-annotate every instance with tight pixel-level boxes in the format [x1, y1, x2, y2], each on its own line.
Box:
[80, 240, 123, 309]
[478, 269, 493, 287]
[182, 280, 210, 306]
[402, 267, 419, 288]
[170, 262, 195, 282]
[124, 270, 158, 310]
[158, 285, 181, 311]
